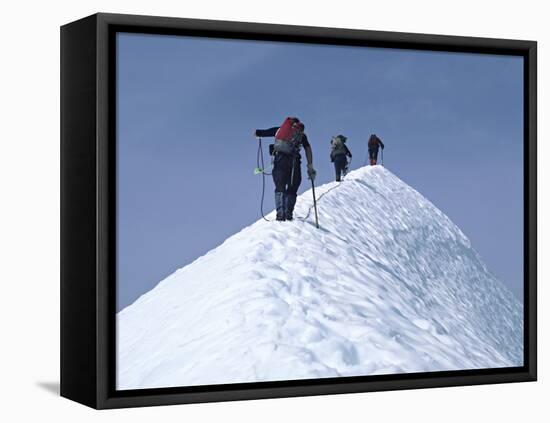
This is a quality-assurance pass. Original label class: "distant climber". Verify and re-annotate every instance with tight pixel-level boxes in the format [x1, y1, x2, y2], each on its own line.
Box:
[254, 117, 316, 221]
[330, 135, 352, 182]
[367, 134, 384, 165]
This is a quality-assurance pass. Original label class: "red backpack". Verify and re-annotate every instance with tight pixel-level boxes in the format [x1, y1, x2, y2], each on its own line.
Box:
[368, 134, 379, 148]
[275, 117, 304, 144]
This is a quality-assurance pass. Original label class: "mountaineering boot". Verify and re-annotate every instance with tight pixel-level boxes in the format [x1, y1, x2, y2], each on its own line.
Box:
[275, 191, 285, 221]
[285, 193, 297, 221]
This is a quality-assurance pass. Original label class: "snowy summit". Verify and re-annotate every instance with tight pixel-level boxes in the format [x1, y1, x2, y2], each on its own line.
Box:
[117, 166, 523, 390]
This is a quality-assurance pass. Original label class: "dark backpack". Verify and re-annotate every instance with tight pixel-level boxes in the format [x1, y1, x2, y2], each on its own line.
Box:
[331, 135, 347, 156]
[330, 135, 349, 162]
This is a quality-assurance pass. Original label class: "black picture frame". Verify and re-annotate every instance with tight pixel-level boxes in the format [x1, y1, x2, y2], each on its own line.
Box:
[60, 12, 537, 409]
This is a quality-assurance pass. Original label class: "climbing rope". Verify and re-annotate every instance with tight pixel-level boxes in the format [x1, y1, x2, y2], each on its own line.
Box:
[296, 180, 344, 222]
[256, 138, 271, 222]
[255, 139, 350, 224]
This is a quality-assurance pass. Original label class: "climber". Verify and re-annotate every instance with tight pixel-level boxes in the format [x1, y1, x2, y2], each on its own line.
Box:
[330, 135, 352, 182]
[253, 117, 316, 221]
[367, 134, 385, 165]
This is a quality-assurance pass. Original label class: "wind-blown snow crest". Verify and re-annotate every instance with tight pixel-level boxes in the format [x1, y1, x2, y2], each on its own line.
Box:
[117, 166, 523, 389]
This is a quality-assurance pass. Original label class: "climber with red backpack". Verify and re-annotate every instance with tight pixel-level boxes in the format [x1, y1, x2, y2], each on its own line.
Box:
[367, 134, 385, 165]
[254, 117, 316, 221]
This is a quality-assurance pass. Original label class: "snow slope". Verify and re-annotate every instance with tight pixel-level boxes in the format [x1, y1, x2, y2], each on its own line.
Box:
[117, 166, 523, 390]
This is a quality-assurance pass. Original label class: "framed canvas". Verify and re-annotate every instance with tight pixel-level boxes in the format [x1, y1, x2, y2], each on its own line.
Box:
[60, 13, 537, 409]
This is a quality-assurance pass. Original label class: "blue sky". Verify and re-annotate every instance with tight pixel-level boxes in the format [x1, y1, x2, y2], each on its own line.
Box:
[116, 33, 524, 311]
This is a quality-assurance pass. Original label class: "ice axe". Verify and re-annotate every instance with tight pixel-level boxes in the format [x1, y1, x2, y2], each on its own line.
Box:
[310, 179, 320, 229]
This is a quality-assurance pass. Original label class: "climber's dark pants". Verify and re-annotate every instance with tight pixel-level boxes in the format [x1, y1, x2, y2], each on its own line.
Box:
[272, 153, 301, 219]
[369, 147, 379, 163]
[333, 154, 348, 182]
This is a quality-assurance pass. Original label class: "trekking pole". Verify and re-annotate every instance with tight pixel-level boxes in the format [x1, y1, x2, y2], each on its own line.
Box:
[311, 179, 320, 229]
[381, 148, 384, 166]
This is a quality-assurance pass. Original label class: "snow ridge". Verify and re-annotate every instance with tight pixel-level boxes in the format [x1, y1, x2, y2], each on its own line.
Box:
[117, 166, 523, 389]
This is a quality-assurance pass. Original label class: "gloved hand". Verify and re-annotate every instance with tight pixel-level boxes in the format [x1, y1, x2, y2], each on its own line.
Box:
[307, 164, 316, 181]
